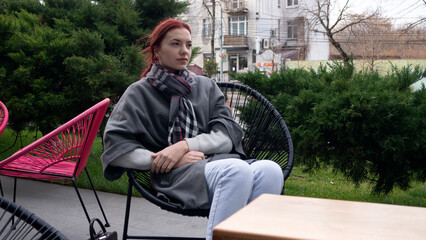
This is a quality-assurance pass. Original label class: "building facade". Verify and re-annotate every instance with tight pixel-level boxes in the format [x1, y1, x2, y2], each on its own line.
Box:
[179, 0, 329, 79]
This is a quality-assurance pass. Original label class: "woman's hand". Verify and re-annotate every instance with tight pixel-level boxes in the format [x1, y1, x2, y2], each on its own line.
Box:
[174, 151, 205, 169]
[151, 141, 189, 174]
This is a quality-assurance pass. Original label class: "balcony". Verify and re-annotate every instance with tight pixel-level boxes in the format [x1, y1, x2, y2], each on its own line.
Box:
[223, 0, 248, 14]
[224, 35, 248, 46]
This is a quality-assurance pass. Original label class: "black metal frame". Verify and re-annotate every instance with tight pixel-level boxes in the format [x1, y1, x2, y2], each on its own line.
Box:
[122, 82, 294, 240]
[0, 167, 109, 227]
[0, 196, 69, 239]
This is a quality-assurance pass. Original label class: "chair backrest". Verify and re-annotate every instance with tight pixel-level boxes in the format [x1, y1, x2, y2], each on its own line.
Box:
[216, 82, 294, 180]
[0, 101, 9, 137]
[129, 82, 294, 215]
[0, 196, 68, 239]
[0, 99, 110, 179]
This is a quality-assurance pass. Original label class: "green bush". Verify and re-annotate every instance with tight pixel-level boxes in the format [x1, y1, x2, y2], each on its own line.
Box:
[0, 0, 188, 134]
[236, 61, 426, 193]
[203, 59, 218, 78]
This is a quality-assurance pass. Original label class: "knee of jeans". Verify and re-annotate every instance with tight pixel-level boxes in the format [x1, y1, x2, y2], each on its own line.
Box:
[221, 160, 253, 187]
[254, 161, 284, 183]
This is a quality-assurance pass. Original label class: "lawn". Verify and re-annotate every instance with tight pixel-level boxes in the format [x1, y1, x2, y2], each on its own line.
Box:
[0, 128, 425, 207]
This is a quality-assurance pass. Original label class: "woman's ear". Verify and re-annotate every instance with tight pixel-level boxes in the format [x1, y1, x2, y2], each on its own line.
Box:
[153, 47, 160, 62]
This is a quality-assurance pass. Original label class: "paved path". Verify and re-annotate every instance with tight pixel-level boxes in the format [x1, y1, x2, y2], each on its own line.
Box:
[0, 176, 207, 240]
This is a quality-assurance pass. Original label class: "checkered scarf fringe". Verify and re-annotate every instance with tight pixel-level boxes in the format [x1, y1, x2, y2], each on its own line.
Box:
[148, 64, 198, 145]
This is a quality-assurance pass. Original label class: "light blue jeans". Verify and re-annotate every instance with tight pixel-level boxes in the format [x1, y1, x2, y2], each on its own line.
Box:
[204, 159, 284, 240]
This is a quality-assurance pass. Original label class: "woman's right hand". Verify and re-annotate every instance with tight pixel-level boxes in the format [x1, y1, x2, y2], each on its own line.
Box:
[151, 141, 189, 174]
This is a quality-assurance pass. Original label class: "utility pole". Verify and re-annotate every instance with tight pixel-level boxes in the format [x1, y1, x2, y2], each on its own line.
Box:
[210, 0, 216, 61]
[218, 1, 223, 82]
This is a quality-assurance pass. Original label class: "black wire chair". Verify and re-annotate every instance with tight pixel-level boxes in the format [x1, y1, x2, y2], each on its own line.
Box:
[122, 82, 295, 240]
[0, 196, 68, 240]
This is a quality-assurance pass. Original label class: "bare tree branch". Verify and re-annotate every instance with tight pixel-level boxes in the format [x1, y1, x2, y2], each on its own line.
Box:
[403, 18, 426, 33]
[329, 0, 349, 31]
[333, 12, 376, 35]
[304, 0, 381, 62]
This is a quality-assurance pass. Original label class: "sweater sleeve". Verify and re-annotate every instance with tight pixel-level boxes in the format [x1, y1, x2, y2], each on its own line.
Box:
[185, 124, 233, 154]
[109, 148, 154, 170]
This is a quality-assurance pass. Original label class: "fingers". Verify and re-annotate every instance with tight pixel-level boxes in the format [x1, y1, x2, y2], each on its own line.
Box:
[187, 151, 205, 160]
[152, 154, 176, 174]
[151, 141, 190, 174]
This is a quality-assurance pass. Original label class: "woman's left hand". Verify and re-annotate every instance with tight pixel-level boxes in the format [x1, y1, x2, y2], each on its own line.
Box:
[174, 151, 205, 169]
[151, 141, 189, 174]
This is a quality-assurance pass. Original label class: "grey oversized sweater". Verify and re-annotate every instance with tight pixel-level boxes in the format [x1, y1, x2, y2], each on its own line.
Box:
[101, 73, 246, 209]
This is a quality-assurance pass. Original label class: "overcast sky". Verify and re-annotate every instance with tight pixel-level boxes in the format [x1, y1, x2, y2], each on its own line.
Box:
[333, 0, 425, 27]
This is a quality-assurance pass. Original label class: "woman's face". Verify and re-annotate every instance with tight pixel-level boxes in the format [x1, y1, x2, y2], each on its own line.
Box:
[155, 27, 192, 73]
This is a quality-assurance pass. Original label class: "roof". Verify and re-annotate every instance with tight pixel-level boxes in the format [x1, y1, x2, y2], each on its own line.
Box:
[188, 64, 204, 75]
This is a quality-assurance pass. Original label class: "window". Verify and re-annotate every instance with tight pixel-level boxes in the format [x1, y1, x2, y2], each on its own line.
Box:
[232, 0, 244, 9]
[287, 25, 297, 39]
[203, 53, 212, 64]
[229, 54, 248, 73]
[287, 0, 298, 7]
[229, 16, 248, 36]
[278, 0, 281, 8]
[203, 18, 212, 38]
[238, 55, 247, 71]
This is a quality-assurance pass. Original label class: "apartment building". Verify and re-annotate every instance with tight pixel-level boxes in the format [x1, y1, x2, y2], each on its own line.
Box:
[179, 0, 329, 78]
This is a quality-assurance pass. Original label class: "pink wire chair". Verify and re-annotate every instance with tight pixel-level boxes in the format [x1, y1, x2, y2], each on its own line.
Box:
[0, 101, 8, 137]
[0, 98, 110, 227]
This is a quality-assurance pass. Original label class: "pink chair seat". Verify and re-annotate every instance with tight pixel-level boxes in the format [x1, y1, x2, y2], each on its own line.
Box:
[0, 155, 79, 180]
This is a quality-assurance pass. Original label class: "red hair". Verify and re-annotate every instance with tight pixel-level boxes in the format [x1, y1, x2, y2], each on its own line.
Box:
[140, 19, 192, 77]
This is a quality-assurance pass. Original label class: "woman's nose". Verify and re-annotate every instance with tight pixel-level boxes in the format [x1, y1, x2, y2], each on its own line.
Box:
[180, 45, 190, 55]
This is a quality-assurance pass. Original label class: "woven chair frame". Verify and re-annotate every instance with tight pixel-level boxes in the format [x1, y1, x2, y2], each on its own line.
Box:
[122, 82, 294, 240]
[0, 196, 68, 240]
[0, 101, 9, 137]
[0, 114, 96, 180]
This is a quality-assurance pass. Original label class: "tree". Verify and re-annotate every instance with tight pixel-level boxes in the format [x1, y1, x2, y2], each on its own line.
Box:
[331, 13, 426, 70]
[0, 0, 188, 134]
[203, 59, 218, 78]
[202, 0, 217, 61]
[190, 46, 202, 65]
[402, 0, 426, 32]
[335, 13, 395, 71]
[305, 0, 378, 62]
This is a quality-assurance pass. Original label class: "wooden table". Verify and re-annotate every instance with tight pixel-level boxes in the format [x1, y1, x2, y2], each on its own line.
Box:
[212, 194, 426, 240]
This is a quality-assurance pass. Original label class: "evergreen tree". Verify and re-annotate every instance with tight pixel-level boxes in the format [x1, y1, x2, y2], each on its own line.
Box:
[0, 0, 188, 134]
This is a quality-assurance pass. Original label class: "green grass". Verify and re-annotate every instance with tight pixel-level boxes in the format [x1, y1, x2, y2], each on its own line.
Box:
[1, 128, 425, 207]
[285, 167, 426, 207]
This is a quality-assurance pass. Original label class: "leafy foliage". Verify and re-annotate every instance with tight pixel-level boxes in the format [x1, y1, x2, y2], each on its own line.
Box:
[0, 0, 188, 134]
[203, 59, 218, 78]
[235, 61, 426, 193]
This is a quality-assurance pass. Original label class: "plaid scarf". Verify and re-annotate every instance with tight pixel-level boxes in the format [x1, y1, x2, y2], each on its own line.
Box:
[148, 64, 198, 145]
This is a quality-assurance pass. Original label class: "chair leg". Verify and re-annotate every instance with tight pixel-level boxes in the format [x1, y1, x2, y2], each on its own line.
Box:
[71, 179, 91, 224]
[13, 177, 17, 203]
[12, 177, 17, 226]
[0, 179, 3, 197]
[122, 179, 205, 240]
[122, 180, 133, 240]
[84, 167, 110, 227]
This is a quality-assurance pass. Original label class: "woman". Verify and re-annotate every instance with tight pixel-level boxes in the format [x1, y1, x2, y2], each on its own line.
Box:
[101, 18, 284, 240]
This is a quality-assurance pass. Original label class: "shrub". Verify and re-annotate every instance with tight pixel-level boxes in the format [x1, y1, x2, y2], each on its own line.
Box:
[203, 59, 218, 78]
[236, 62, 426, 193]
